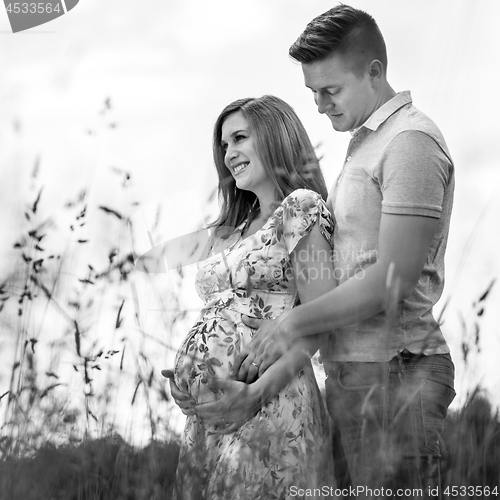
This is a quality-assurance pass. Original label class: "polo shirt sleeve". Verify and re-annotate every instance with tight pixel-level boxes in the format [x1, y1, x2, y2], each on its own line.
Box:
[378, 131, 452, 218]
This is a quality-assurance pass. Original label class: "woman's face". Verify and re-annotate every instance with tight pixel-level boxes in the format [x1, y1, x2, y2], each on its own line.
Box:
[220, 111, 275, 198]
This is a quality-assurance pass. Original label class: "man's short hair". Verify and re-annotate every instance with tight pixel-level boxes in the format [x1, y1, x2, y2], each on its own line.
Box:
[289, 4, 388, 76]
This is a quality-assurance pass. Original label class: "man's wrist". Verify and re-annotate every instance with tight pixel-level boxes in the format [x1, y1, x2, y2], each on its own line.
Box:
[276, 308, 300, 341]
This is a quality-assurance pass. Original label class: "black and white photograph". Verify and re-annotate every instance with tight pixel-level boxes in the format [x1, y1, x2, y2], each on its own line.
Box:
[1, 1, 499, 498]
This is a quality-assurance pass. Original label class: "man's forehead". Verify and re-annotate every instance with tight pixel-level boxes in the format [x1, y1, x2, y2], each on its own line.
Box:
[302, 54, 359, 88]
[303, 63, 343, 87]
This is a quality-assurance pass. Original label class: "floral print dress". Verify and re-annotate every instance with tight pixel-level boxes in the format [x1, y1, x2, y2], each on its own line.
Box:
[173, 189, 336, 499]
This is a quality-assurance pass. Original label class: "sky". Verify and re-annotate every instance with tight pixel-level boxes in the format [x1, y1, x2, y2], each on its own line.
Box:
[1, 0, 500, 440]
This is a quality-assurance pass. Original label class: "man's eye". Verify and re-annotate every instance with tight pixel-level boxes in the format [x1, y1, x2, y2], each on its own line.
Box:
[326, 89, 339, 96]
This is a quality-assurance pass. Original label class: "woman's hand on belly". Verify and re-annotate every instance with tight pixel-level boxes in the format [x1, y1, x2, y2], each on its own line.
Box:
[194, 377, 262, 434]
[162, 369, 196, 416]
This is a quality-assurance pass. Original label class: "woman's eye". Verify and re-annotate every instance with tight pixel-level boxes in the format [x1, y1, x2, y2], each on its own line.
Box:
[235, 134, 246, 141]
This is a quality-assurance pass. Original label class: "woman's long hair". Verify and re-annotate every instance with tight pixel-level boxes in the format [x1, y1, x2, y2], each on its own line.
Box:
[210, 95, 328, 235]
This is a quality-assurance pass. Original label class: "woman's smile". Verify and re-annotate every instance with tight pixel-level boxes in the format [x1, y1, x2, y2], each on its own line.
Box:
[232, 162, 249, 176]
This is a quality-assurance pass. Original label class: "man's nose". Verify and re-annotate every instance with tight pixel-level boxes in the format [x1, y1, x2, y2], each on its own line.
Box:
[317, 93, 333, 114]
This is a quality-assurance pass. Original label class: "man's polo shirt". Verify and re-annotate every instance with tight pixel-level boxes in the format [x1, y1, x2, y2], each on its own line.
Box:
[323, 91, 454, 363]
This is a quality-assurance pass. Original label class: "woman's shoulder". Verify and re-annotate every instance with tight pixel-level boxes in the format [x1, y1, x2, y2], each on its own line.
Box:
[282, 188, 325, 213]
[285, 187, 322, 200]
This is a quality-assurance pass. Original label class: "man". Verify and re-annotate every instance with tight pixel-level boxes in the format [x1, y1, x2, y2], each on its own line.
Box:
[170, 4, 455, 494]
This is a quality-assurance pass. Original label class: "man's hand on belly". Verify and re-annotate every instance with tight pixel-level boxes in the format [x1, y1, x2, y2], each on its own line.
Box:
[231, 315, 291, 382]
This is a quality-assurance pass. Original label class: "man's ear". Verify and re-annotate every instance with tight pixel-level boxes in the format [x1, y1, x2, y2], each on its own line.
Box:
[368, 59, 384, 82]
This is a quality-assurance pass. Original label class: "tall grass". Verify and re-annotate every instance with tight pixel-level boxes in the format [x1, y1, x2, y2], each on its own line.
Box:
[441, 390, 500, 490]
[0, 172, 180, 446]
[1, 179, 498, 498]
[0, 104, 187, 498]
[0, 102, 498, 499]
[439, 281, 500, 492]
[0, 437, 179, 500]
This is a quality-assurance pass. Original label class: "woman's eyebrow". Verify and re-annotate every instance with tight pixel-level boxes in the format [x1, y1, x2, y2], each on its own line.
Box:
[221, 129, 247, 145]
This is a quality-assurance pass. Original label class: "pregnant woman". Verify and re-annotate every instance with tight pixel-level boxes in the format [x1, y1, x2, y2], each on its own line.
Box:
[166, 95, 337, 499]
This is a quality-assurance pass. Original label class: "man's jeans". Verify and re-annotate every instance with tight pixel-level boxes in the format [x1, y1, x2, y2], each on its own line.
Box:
[325, 352, 455, 497]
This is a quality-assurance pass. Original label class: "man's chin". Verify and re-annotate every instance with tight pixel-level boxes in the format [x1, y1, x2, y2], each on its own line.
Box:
[330, 122, 349, 132]
[328, 116, 349, 132]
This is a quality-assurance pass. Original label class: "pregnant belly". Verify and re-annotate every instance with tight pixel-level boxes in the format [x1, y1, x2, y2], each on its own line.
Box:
[174, 307, 248, 404]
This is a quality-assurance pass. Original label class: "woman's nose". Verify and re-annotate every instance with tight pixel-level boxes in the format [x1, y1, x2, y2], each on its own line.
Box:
[225, 145, 238, 164]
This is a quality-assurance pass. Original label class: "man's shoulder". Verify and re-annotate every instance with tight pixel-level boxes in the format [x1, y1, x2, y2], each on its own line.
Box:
[388, 100, 440, 133]
[378, 101, 451, 159]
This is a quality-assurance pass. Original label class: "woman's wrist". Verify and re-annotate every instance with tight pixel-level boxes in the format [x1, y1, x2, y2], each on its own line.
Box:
[251, 374, 271, 408]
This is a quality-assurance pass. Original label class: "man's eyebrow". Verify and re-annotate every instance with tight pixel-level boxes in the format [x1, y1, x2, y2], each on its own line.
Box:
[306, 84, 339, 91]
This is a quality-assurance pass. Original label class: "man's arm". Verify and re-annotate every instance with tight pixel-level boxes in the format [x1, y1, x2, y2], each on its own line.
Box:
[235, 212, 439, 377]
[287, 212, 438, 334]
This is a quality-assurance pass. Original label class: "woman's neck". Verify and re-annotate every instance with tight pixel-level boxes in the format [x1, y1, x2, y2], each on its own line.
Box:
[254, 189, 279, 221]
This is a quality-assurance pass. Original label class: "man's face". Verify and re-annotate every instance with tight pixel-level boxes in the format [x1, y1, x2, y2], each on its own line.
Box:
[302, 52, 377, 132]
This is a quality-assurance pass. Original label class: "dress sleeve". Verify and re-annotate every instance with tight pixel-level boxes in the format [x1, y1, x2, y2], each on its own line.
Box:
[281, 188, 334, 254]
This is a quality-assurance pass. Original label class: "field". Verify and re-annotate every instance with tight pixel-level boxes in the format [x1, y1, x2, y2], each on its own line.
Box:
[0, 171, 498, 499]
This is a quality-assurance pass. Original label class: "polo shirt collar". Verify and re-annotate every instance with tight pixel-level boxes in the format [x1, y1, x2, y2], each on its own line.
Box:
[353, 90, 412, 136]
